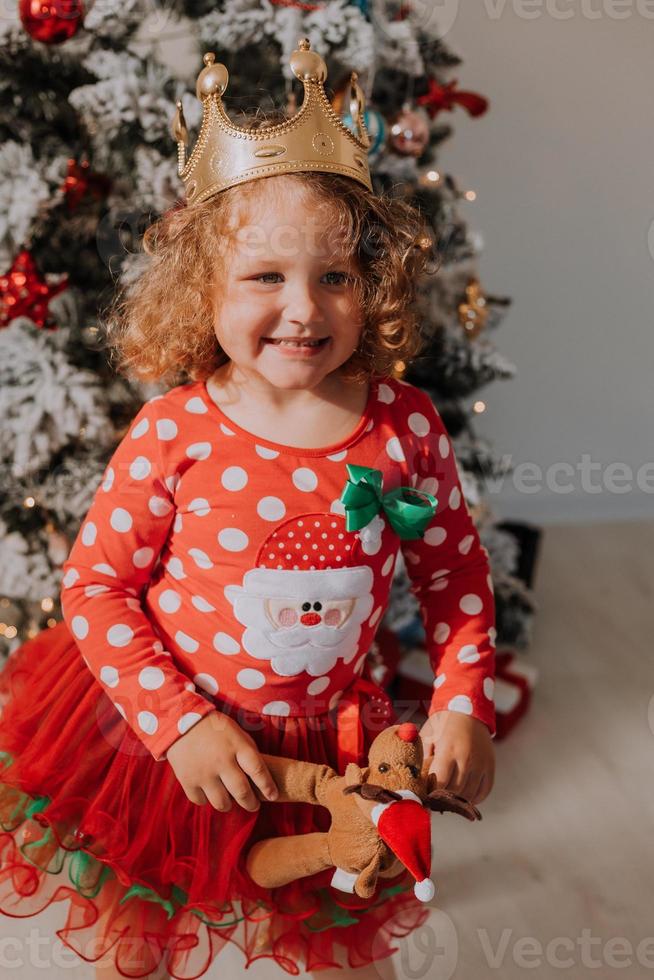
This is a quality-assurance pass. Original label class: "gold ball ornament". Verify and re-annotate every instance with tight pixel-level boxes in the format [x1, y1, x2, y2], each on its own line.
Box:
[290, 38, 327, 84]
[195, 52, 229, 101]
[458, 278, 489, 340]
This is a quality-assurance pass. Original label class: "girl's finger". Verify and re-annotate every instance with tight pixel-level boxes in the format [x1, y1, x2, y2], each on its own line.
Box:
[204, 777, 232, 813]
[462, 772, 484, 803]
[429, 754, 457, 791]
[236, 747, 279, 801]
[220, 764, 260, 812]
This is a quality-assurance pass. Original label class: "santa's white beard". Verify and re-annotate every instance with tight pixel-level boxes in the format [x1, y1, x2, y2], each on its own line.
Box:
[242, 622, 362, 677]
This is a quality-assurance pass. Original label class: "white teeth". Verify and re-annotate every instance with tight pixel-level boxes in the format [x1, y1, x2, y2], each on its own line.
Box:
[270, 339, 325, 347]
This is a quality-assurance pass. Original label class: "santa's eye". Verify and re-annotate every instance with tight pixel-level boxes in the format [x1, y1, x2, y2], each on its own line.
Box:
[301, 602, 311, 611]
[313, 602, 322, 611]
[378, 763, 390, 773]
[407, 765, 419, 778]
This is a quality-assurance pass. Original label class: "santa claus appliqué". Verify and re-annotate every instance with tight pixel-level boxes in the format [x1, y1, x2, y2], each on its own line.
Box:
[224, 465, 438, 680]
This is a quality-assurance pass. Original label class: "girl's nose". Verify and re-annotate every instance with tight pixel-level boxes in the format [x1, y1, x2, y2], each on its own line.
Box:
[284, 281, 323, 324]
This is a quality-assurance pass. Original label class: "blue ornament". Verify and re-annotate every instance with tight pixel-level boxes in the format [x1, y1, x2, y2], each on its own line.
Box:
[342, 107, 386, 167]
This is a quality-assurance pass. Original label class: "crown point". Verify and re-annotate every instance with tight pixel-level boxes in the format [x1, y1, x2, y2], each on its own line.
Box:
[203, 52, 216, 66]
[298, 37, 310, 50]
[196, 55, 229, 100]
[291, 41, 327, 84]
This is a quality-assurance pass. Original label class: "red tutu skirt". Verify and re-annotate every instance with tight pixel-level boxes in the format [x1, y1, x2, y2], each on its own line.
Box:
[0, 620, 429, 977]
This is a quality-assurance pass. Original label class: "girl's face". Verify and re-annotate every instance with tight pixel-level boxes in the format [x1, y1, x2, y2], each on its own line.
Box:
[211, 178, 365, 396]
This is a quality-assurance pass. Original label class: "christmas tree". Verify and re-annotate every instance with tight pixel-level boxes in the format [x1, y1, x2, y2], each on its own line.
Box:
[0, 0, 540, 713]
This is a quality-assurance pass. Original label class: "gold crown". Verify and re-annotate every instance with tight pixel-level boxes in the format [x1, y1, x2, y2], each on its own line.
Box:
[171, 38, 372, 206]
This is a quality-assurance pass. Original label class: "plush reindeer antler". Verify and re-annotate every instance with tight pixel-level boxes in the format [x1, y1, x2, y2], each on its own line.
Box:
[342, 783, 404, 803]
[426, 789, 482, 821]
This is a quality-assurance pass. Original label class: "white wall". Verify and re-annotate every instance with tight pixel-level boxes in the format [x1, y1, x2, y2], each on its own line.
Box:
[440, 3, 654, 524]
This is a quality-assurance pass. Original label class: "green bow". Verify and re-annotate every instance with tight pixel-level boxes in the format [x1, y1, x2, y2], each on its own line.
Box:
[339, 464, 437, 541]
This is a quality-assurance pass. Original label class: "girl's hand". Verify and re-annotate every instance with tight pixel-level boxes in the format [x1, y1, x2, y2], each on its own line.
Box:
[419, 710, 495, 805]
[166, 711, 279, 812]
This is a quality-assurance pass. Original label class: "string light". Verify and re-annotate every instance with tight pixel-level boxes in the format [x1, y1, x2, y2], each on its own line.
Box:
[473, 400, 486, 414]
[41, 597, 54, 612]
[24, 497, 35, 508]
[464, 190, 477, 202]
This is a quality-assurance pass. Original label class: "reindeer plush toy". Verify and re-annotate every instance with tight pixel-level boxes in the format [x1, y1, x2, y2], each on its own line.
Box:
[246, 722, 481, 901]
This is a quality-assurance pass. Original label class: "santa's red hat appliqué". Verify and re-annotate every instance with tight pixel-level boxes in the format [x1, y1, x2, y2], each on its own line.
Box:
[371, 790, 436, 902]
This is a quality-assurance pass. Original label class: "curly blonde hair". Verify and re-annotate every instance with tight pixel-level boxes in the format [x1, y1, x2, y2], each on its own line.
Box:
[101, 122, 439, 387]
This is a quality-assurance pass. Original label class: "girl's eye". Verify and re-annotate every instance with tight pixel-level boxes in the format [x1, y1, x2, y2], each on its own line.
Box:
[253, 272, 350, 285]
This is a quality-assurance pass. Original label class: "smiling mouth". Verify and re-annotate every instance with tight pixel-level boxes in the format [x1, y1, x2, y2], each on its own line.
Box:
[264, 338, 330, 348]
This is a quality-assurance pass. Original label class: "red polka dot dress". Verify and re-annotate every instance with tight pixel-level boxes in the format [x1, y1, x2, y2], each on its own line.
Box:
[0, 374, 495, 977]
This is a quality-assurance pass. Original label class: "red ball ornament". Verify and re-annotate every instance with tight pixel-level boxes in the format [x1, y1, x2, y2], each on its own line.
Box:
[19, 0, 84, 44]
[389, 106, 430, 158]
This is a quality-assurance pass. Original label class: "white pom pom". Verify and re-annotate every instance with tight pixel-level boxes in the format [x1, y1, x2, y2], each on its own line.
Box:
[414, 878, 436, 902]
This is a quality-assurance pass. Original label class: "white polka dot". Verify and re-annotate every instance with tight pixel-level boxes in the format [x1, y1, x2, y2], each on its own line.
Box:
[458, 535, 474, 555]
[434, 622, 450, 643]
[115, 703, 127, 719]
[101, 467, 115, 491]
[218, 528, 249, 551]
[386, 437, 406, 462]
[257, 496, 286, 521]
[185, 397, 208, 414]
[149, 496, 173, 517]
[293, 468, 318, 492]
[433, 673, 447, 689]
[369, 606, 383, 628]
[186, 442, 211, 460]
[330, 498, 346, 516]
[439, 434, 450, 458]
[489, 626, 497, 645]
[377, 383, 395, 404]
[175, 631, 199, 653]
[81, 522, 97, 546]
[71, 616, 89, 640]
[191, 595, 216, 613]
[178, 713, 202, 734]
[448, 694, 473, 714]
[85, 584, 108, 597]
[153, 641, 164, 653]
[262, 701, 290, 716]
[417, 477, 439, 497]
[483, 677, 495, 700]
[126, 597, 141, 612]
[221, 466, 248, 491]
[137, 711, 158, 735]
[100, 665, 119, 688]
[165, 474, 180, 494]
[255, 444, 279, 459]
[129, 456, 151, 480]
[188, 548, 213, 569]
[131, 418, 150, 440]
[189, 498, 211, 516]
[449, 487, 461, 510]
[213, 632, 240, 655]
[457, 644, 480, 664]
[329, 690, 343, 711]
[194, 673, 219, 695]
[327, 450, 348, 462]
[307, 676, 330, 695]
[429, 579, 449, 592]
[354, 654, 367, 673]
[381, 553, 396, 576]
[107, 624, 133, 647]
[92, 563, 116, 577]
[220, 423, 235, 437]
[425, 526, 446, 547]
[236, 668, 266, 690]
[110, 508, 132, 533]
[133, 547, 154, 568]
[139, 667, 165, 690]
[62, 568, 80, 588]
[460, 593, 483, 615]
[166, 557, 186, 580]
[487, 573, 494, 593]
[159, 589, 181, 613]
[408, 412, 430, 437]
[156, 418, 178, 440]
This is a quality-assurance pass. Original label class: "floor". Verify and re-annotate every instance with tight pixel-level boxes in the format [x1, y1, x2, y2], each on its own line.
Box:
[1, 521, 652, 979]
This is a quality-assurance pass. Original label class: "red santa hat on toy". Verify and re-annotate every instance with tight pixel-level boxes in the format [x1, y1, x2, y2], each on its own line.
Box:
[370, 784, 436, 902]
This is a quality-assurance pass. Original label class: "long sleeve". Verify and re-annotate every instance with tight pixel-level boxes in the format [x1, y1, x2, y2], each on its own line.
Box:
[60, 397, 218, 762]
[398, 386, 496, 736]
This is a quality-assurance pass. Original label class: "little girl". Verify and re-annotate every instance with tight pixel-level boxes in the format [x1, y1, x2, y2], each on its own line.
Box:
[0, 43, 495, 980]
